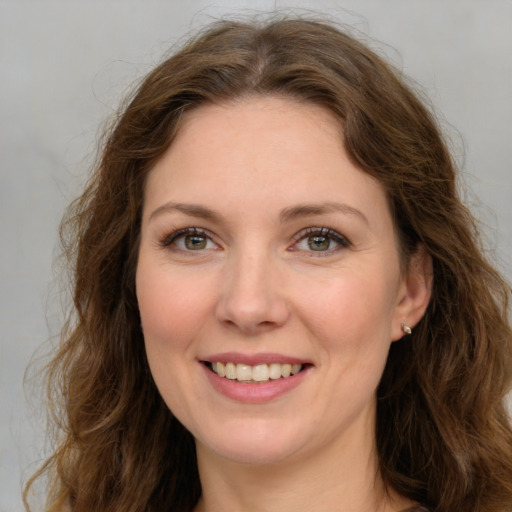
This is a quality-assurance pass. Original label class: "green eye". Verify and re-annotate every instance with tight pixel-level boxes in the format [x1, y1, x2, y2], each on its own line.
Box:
[161, 228, 218, 252]
[184, 234, 207, 250]
[307, 235, 331, 251]
[292, 227, 350, 254]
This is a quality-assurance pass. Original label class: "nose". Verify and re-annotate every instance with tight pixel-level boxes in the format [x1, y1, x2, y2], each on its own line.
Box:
[215, 249, 290, 335]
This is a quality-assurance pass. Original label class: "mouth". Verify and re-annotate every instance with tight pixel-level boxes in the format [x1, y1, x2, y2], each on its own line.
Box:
[204, 361, 309, 383]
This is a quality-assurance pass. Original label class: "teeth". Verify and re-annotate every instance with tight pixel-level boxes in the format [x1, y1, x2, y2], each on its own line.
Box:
[214, 363, 226, 377]
[225, 362, 236, 380]
[269, 363, 282, 380]
[210, 362, 304, 382]
[236, 364, 252, 381]
[252, 364, 269, 382]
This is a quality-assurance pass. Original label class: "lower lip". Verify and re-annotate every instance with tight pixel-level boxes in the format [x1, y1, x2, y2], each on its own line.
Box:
[202, 364, 310, 404]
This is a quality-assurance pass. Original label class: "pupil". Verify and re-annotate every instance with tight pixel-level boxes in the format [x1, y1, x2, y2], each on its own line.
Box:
[185, 235, 206, 250]
[308, 235, 329, 251]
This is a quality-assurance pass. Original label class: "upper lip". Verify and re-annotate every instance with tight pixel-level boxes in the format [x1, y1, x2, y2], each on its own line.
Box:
[201, 352, 311, 366]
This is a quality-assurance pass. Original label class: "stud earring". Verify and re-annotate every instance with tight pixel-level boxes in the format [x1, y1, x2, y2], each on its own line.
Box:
[401, 324, 412, 335]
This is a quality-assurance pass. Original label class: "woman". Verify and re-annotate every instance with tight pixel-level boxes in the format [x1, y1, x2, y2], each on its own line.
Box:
[25, 16, 512, 512]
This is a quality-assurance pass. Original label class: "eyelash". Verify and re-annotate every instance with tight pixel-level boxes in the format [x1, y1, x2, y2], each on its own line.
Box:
[159, 226, 351, 254]
[160, 228, 217, 252]
[291, 227, 351, 254]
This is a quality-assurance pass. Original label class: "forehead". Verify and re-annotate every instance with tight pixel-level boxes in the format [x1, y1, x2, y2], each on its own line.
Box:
[143, 96, 390, 228]
[168, 96, 345, 177]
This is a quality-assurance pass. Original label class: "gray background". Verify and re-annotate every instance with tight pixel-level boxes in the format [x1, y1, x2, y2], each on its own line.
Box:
[1, 1, 511, 510]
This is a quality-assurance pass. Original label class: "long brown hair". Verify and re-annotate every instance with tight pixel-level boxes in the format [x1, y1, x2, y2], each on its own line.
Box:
[25, 16, 512, 512]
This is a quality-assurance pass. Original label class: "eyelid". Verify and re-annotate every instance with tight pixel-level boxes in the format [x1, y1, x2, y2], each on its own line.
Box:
[290, 227, 351, 252]
[159, 227, 219, 250]
[158, 226, 350, 254]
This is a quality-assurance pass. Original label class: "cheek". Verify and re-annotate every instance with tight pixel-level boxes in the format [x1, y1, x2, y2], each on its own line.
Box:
[300, 271, 397, 335]
[294, 266, 399, 378]
[136, 262, 215, 352]
[135, 262, 214, 414]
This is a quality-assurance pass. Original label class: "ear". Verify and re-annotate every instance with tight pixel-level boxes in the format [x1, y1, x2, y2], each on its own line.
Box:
[391, 244, 433, 341]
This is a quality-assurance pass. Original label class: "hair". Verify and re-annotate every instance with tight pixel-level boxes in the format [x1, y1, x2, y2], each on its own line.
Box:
[25, 15, 512, 512]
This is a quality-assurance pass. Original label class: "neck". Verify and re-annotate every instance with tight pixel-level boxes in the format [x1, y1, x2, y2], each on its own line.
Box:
[193, 417, 410, 512]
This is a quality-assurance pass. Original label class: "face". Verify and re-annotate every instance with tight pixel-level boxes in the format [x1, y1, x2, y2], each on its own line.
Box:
[136, 96, 421, 467]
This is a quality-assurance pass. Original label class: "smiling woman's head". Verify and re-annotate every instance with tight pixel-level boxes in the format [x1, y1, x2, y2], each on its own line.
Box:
[26, 17, 512, 512]
[135, 96, 434, 487]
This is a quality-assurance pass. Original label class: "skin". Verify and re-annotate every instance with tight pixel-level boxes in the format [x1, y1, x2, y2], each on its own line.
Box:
[136, 96, 432, 512]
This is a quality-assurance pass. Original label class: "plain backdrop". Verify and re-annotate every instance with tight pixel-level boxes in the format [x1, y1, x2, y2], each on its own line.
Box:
[1, 1, 511, 510]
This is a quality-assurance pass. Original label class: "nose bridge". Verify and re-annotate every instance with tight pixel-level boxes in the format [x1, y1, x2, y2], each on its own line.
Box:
[216, 241, 288, 333]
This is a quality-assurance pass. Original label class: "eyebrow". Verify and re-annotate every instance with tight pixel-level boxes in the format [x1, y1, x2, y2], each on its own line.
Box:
[149, 201, 369, 225]
[148, 202, 223, 222]
[279, 202, 369, 225]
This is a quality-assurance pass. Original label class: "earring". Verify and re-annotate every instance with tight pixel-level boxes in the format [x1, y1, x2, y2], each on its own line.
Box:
[401, 323, 412, 335]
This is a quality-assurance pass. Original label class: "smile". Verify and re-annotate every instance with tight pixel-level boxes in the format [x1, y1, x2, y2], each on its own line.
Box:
[209, 362, 303, 382]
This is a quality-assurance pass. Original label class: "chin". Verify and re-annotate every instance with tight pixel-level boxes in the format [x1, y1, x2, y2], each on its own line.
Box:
[195, 420, 308, 466]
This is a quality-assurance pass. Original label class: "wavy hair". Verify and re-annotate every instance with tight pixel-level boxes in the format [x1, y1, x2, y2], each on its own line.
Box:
[25, 16, 512, 512]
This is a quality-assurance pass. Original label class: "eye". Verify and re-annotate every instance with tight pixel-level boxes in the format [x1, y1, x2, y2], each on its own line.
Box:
[160, 228, 219, 252]
[291, 227, 350, 254]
